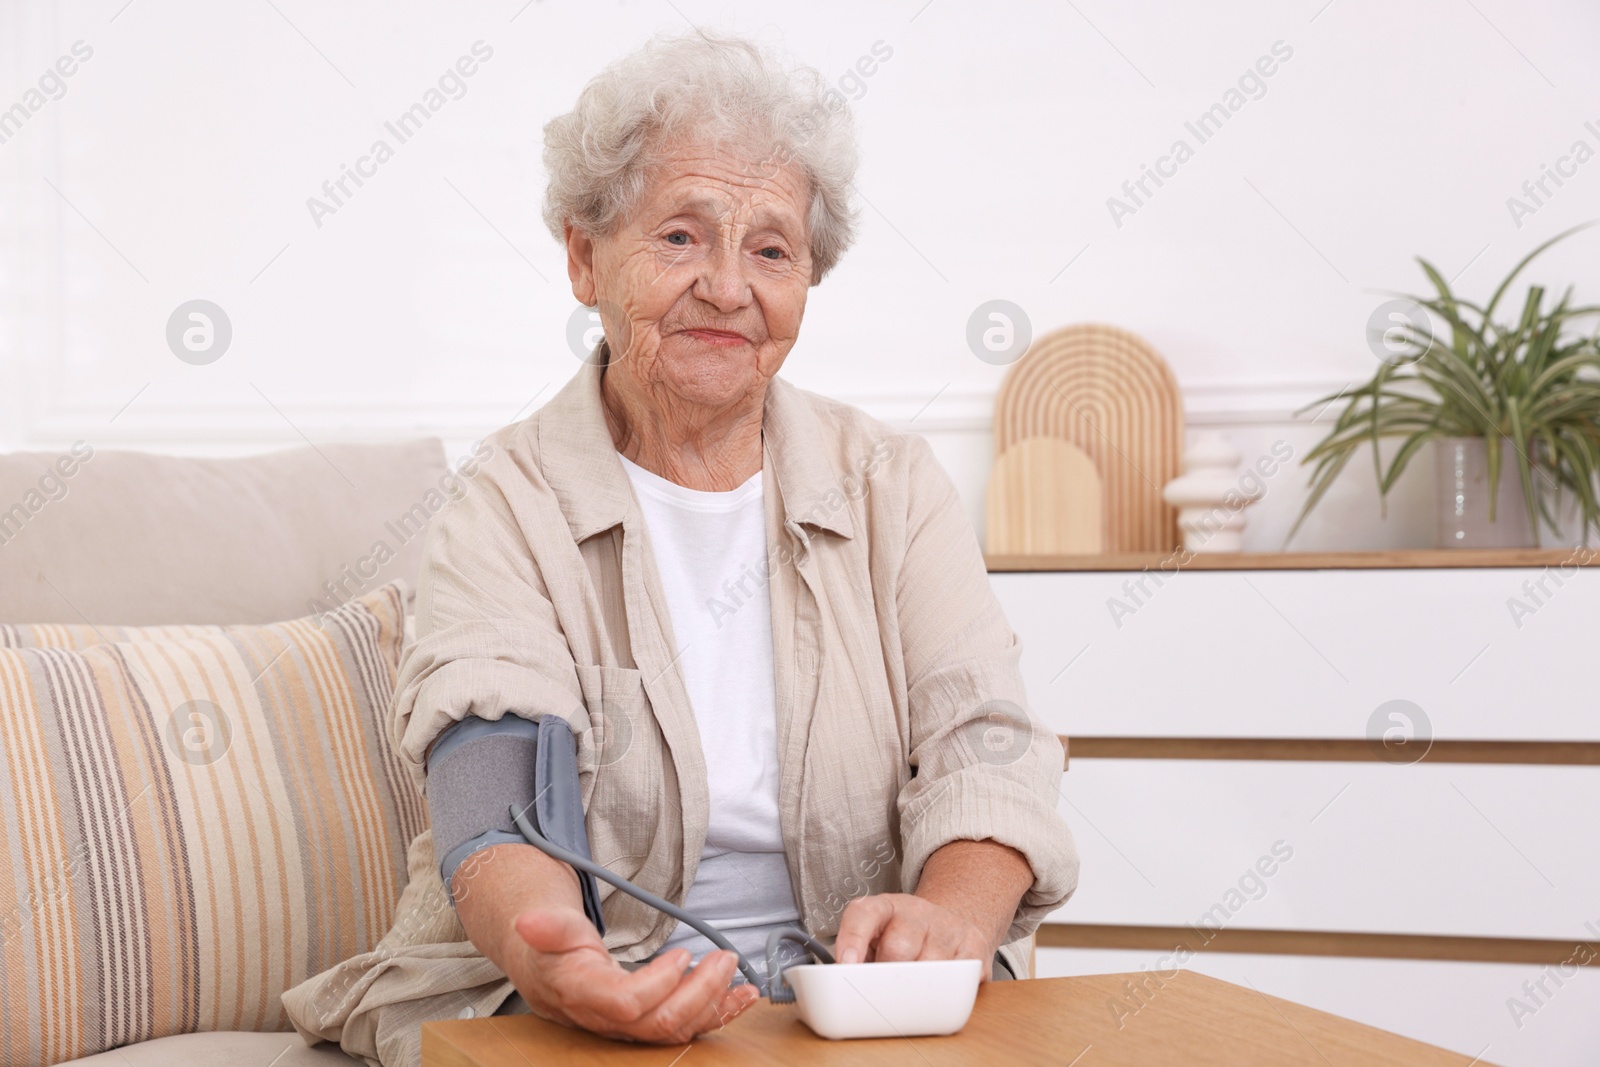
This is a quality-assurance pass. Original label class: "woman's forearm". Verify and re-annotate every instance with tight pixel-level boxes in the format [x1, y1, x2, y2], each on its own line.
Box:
[913, 839, 1035, 951]
[452, 843, 585, 970]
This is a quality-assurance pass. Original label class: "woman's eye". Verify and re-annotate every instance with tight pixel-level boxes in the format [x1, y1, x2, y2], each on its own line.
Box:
[665, 232, 689, 246]
[758, 247, 785, 260]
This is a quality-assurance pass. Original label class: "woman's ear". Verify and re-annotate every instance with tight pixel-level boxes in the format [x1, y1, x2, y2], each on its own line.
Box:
[565, 221, 598, 306]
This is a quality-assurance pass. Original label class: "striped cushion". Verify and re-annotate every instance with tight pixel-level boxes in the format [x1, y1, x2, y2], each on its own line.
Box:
[0, 583, 424, 1067]
[0, 622, 228, 649]
[0, 615, 419, 653]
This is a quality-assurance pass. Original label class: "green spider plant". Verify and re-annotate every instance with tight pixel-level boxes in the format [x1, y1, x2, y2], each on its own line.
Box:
[1289, 222, 1600, 548]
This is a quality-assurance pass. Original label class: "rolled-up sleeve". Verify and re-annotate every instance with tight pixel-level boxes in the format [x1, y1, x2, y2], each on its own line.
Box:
[891, 434, 1079, 940]
[392, 456, 588, 794]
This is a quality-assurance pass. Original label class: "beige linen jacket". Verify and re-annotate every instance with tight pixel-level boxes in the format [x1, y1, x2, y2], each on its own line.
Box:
[282, 362, 1078, 1067]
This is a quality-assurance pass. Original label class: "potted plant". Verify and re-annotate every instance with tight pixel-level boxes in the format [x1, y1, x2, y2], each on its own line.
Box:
[1289, 224, 1600, 548]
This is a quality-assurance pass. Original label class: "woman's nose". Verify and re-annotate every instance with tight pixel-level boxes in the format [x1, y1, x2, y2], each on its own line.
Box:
[694, 243, 753, 312]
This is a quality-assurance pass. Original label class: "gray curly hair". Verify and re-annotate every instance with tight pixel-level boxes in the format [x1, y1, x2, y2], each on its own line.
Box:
[541, 31, 860, 285]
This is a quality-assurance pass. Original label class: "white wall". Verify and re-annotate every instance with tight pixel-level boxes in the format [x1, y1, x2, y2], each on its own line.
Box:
[3, 0, 1598, 551]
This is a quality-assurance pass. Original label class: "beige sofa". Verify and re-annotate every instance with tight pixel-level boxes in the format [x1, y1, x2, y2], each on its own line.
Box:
[0, 439, 451, 1066]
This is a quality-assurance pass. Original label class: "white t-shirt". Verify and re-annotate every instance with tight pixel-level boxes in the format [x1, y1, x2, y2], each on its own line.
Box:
[618, 454, 801, 972]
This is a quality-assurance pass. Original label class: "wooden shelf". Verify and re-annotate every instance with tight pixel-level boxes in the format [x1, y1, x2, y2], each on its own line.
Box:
[1060, 736, 1600, 765]
[986, 547, 1599, 572]
[1036, 923, 1600, 967]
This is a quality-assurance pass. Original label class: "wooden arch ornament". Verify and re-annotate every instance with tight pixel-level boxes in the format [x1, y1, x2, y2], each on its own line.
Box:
[987, 323, 1184, 555]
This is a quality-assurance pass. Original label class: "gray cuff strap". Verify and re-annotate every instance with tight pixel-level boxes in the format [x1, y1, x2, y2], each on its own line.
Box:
[426, 715, 542, 904]
[430, 712, 541, 764]
[438, 830, 529, 900]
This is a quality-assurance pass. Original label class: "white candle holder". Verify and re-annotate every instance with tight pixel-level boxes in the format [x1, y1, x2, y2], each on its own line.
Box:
[1162, 432, 1260, 553]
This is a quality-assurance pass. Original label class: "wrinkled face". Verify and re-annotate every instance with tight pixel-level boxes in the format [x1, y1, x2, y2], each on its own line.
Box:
[567, 138, 814, 411]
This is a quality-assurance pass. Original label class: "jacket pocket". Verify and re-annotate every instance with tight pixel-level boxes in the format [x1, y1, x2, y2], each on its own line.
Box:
[571, 662, 666, 880]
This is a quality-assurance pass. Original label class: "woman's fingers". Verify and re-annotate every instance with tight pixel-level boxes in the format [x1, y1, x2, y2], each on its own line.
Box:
[919, 921, 962, 961]
[836, 894, 994, 966]
[507, 909, 761, 1042]
[637, 950, 746, 1042]
[930, 911, 986, 962]
[584, 948, 701, 1026]
[834, 895, 894, 964]
[837, 894, 936, 963]
[712, 981, 761, 1029]
[509, 912, 756, 1044]
[672, 975, 756, 1041]
[512, 908, 688, 1029]
[574, 949, 754, 1043]
[873, 908, 930, 963]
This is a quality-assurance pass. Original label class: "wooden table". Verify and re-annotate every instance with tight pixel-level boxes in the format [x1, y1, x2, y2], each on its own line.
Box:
[422, 970, 1499, 1066]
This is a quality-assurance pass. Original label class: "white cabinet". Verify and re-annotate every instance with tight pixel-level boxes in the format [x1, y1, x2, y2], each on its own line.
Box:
[991, 556, 1600, 1067]
[994, 564, 1599, 741]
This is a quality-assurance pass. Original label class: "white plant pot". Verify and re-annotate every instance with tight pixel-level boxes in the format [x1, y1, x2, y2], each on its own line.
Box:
[1434, 436, 1536, 549]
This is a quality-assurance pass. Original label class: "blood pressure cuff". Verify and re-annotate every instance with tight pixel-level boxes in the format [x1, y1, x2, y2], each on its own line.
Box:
[425, 714, 605, 936]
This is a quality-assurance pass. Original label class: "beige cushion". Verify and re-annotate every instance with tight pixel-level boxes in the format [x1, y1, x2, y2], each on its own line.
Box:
[0, 439, 449, 624]
[0, 584, 424, 1067]
[57, 1032, 357, 1066]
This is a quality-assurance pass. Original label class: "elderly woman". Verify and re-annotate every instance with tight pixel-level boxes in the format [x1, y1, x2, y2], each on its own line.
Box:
[284, 31, 1076, 1066]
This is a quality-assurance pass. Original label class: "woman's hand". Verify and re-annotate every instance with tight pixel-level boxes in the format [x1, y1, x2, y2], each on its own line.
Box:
[452, 844, 757, 1044]
[832, 839, 1035, 978]
[832, 894, 994, 970]
[506, 907, 759, 1044]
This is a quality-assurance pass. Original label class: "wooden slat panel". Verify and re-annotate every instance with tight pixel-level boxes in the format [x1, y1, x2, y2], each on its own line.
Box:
[993, 323, 1183, 553]
[1038, 922, 1600, 966]
[988, 548, 1600, 571]
[1060, 736, 1600, 766]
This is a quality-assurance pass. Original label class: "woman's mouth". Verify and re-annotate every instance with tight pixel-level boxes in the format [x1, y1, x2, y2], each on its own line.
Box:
[679, 328, 749, 347]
